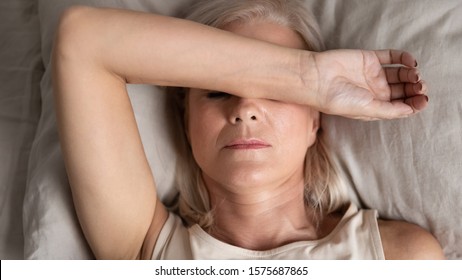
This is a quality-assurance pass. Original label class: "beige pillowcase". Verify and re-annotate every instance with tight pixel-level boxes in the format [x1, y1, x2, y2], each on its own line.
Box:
[0, 0, 42, 259]
[313, 0, 462, 259]
[23, 0, 462, 259]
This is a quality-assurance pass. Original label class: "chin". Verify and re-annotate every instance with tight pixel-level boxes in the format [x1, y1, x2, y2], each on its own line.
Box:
[210, 164, 279, 189]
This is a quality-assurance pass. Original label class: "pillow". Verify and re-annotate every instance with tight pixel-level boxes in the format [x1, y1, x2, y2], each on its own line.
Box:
[24, 0, 462, 259]
[0, 0, 42, 259]
[24, 0, 192, 259]
[310, 0, 462, 259]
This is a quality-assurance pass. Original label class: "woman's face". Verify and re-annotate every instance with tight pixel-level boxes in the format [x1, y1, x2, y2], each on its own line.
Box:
[187, 20, 319, 193]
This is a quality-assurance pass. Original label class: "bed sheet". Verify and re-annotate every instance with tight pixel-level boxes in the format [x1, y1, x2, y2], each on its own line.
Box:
[0, 0, 43, 259]
[0, 0, 460, 259]
[314, 0, 462, 258]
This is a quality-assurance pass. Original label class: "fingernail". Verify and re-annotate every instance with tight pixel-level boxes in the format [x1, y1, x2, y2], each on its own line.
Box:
[410, 68, 421, 83]
[425, 95, 429, 102]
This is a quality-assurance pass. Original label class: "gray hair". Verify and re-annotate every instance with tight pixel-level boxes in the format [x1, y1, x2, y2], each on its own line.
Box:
[173, 0, 348, 229]
[184, 0, 325, 51]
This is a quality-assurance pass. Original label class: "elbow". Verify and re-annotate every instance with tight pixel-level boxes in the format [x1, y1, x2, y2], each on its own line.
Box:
[52, 6, 96, 64]
[51, 6, 107, 111]
[52, 6, 101, 100]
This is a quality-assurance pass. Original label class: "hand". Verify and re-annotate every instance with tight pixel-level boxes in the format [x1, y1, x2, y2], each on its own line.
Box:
[311, 49, 428, 120]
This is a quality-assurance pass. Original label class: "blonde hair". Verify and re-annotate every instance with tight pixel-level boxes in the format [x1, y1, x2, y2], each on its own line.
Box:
[172, 0, 349, 229]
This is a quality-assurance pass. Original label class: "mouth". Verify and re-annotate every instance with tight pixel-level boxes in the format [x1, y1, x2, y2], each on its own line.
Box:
[224, 139, 271, 150]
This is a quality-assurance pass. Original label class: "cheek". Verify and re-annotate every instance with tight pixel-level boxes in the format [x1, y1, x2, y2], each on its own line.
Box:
[187, 104, 223, 163]
[273, 105, 318, 147]
[188, 109, 208, 147]
[274, 106, 318, 171]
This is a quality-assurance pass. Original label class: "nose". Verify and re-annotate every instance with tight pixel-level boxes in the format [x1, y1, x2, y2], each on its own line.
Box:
[228, 97, 262, 124]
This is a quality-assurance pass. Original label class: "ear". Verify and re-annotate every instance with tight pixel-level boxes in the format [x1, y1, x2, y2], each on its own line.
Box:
[183, 91, 191, 144]
[307, 110, 320, 147]
[312, 111, 321, 134]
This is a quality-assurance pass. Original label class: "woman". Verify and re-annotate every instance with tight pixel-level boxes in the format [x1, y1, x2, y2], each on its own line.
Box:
[52, 0, 442, 259]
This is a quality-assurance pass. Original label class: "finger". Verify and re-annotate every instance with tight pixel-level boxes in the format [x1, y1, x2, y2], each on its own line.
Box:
[390, 80, 427, 100]
[360, 98, 413, 120]
[339, 88, 416, 120]
[385, 67, 421, 84]
[404, 94, 429, 112]
[375, 49, 418, 67]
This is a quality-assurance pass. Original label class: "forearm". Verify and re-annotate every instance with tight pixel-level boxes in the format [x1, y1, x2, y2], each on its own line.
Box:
[55, 6, 315, 103]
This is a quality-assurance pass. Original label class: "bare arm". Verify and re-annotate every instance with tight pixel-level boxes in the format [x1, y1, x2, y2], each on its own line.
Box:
[52, 6, 308, 259]
[379, 220, 445, 260]
[52, 6, 427, 259]
[55, 7, 307, 99]
[54, 7, 427, 119]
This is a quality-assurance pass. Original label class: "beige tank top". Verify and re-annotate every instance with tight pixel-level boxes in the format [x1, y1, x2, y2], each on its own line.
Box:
[152, 204, 385, 259]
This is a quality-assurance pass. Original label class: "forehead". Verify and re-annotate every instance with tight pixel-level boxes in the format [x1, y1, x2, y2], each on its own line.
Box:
[222, 20, 307, 50]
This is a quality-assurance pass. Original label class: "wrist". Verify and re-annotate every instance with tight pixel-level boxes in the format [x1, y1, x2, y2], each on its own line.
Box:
[297, 50, 320, 107]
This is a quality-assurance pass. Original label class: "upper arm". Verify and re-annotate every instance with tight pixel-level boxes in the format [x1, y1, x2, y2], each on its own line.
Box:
[52, 6, 167, 259]
[378, 219, 445, 260]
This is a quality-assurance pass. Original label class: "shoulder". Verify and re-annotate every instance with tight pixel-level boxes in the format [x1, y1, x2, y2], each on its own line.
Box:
[378, 219, 445, 260]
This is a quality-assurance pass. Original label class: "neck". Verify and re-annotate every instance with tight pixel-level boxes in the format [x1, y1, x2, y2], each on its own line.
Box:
[204, 174, 322, 251]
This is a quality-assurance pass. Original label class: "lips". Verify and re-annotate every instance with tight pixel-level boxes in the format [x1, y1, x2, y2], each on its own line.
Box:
[224, 139, 271, 150]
